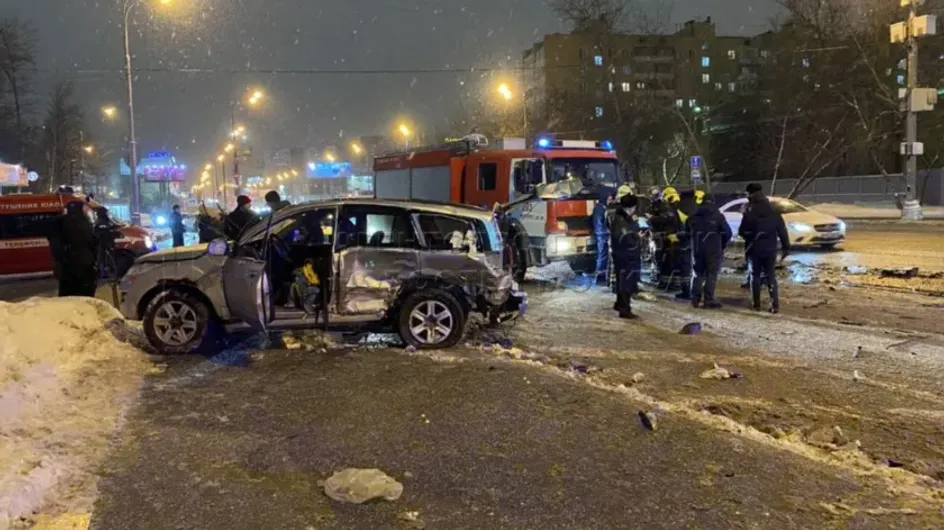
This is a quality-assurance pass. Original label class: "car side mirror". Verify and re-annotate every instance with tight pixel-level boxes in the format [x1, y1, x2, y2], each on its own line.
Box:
[208, 238, 229, 256]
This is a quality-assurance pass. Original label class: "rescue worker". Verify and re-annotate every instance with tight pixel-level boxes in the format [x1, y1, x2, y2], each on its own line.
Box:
[609, 193, 643, 319]
[170, 204, 186, 247]
[661, 186, 691, 298]
[47, 200, 98, 297]
[647, 192, 675, 290]
[93, 207, 119, 279]
[265, 190, 291, 213]
[225, 195, 259, 240]
[686, 193, 732, 308]
[593, 187, 616, 285]
[739, 191, 790, 313]
[741, 183, 766, 289]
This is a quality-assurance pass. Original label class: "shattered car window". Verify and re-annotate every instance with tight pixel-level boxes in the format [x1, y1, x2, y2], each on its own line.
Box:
[415, 213, 485, 252]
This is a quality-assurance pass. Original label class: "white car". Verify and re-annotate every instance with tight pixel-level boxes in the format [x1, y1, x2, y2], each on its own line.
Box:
[719, 196, 846, 249]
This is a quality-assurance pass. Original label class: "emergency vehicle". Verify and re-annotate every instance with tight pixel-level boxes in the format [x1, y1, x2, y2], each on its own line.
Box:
[372, 137, 622, 279]
[0, 193, 156, 279]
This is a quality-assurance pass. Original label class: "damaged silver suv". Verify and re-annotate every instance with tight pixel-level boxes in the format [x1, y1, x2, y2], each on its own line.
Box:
[119, 199, 527, 354]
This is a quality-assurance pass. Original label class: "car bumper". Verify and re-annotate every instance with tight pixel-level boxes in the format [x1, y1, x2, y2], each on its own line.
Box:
[545, 234, 595, 260]
[793, 232, 845, 245]
[495, 289, 527, 323]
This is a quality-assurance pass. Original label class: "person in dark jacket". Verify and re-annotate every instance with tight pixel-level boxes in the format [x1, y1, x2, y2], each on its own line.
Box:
[686, 195, 732, 308]
[195, 203, 222, 243]
[647, 196, 675, 289]
[47, 200, 98, 297]
[739, 193, 790, 313]
[265, 190, 291, 213]
[225, 195, 259, 240]
[671, 189, 697, 300]
[609, 193, 643, 319]
[741, 183, 765, 289]
[593, 187, 616, 285]
[170, 205, 186, 247]
[93, 207, 119, 279]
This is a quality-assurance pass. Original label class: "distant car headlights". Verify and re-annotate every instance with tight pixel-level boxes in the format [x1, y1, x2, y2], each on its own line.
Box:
[789, 221, 813, 233]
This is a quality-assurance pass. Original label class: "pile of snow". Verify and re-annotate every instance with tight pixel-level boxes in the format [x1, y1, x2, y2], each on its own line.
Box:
[809, 202, 944, 220]
[0, 297, 149, 528]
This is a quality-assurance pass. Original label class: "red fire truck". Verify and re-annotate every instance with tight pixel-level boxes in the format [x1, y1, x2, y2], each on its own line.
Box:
[373, 137, 622, 280]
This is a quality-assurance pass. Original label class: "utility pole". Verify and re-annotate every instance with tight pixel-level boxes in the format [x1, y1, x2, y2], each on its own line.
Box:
[891, 0, 937, 221]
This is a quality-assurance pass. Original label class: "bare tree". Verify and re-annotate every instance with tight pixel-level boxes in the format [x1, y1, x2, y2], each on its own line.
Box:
[40, 80, 85, 191]
[0, 17, 37, 162]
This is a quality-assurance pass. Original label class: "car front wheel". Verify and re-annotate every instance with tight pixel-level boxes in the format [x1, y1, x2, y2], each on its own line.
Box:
[397, 289, 466, 350]
[143, 289, 211, 354]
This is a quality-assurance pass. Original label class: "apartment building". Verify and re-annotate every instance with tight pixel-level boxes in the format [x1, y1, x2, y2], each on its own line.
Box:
[522, 18, 776, 121]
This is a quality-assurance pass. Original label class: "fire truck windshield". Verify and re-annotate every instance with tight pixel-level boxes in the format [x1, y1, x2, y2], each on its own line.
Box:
[548, 158, 620, 186]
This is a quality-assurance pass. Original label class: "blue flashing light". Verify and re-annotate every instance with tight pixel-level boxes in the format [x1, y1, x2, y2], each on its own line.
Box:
[601, 140, 614, 151]
[155, 215, 168, 226]
[537, 138, 551, 148]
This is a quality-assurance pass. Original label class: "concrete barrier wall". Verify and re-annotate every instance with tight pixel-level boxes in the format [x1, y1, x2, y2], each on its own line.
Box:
[709, 171, 944, 205]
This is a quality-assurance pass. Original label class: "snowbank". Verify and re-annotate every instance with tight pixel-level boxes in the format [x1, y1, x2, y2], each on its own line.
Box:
[0, 297, 149, 529]
[809, 202, 944, 220]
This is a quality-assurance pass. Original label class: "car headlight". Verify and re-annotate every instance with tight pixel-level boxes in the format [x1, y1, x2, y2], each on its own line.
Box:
[556, 221, 568, 231]
[144, 236, 154, 249]
[789, 222, 813, 233]
[837, 220, 846, 233]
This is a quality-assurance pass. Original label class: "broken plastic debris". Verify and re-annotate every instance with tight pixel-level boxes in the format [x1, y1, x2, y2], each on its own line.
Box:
[844, 265, 868, 275]
[679, 322, 702, 335]
[699, 363, 738, 380]
[630, 372, 645, 384]
[323, 468, 404, 504]
[879, 267, 919, 279]
[638, 410, 657, 431]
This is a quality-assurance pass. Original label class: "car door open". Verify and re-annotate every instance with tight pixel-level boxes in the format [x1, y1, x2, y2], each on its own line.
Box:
[222, 251, 272, 330]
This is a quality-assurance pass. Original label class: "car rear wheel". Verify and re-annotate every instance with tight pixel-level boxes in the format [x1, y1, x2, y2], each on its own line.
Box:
[397, 289, 466, 350]
[143, 289, 211, 354]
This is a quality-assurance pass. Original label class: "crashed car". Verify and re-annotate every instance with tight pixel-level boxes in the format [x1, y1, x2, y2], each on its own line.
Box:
[118, 198, 528, 354]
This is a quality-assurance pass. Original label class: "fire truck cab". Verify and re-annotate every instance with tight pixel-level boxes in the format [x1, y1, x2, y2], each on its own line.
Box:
[373, 137, 622, 279]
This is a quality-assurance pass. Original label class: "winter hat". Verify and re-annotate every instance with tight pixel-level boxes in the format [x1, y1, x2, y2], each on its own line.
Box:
[237, 195, 252, 206]
[745, 183, 763, 194]
[620, 193, 638, 209]
[265, 190, 281, 203]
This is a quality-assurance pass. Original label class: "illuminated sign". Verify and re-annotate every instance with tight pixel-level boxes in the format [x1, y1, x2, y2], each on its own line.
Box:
[0, 163, 28, 187]
[307, 162, 352, 179]
[120, 152, 187, 182]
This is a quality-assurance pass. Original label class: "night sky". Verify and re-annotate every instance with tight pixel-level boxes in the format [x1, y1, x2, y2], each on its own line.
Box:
[9, 0, 778, 172]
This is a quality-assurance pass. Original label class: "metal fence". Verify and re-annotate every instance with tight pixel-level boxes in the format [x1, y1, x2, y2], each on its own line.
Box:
[708, 170, 944, 206]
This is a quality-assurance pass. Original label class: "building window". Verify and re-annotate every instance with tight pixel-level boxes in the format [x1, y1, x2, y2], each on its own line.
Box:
[702, 73, 710, 84]
[688, 99, 696, 108]
[675, 99, 684, 108]
[727, 50, 736, 60]
[594, 55, 603, 66]
[478, 163, 498, 190]
[701, 56, 711, 67]
[728, 82, 736, 92]
[608, 82, 614, 92]
[636, 82, 646, 89]
[714, 82, 722, 91]
[594, 106, 604, 117]
[760, 50, 770, 58]
[896, 74, 905, 85]
[701, 42, 709, 51]
[801, 58, 811, 68]
[621, 82, 631, 92]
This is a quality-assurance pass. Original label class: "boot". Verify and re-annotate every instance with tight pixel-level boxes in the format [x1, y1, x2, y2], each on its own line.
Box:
[768, 306, 779, 314]
[619, 308, 639, 319]
[704, 300, 723, 309]
[691, 297, 701, 309]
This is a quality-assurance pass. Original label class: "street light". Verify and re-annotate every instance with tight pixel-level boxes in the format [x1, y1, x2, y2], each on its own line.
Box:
[102, 106, 118, 120]
[497, 82, 513, 101]
[398, 123, 412, 149]
[204, 163, 212, 171]
[84, 145, 95, 154]
[325, 152, 337, 162]
[121, 0, 177, 226]
[224, 143, 235, 153]
[351, 142, 363, 155]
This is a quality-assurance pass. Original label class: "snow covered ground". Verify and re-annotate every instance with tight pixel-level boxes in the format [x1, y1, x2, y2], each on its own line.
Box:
[0, 298, 149, 529]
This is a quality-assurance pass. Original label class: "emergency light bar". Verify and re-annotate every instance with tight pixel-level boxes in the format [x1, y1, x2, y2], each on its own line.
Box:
[535, 138, 615, 151]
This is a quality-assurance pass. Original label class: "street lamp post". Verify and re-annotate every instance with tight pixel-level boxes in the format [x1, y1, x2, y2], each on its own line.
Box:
[122, 0, 142, 225]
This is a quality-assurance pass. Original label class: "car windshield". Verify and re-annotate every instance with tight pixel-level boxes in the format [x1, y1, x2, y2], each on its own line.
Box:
[770, 198, 808, 214]
[548, 158, 620, 186]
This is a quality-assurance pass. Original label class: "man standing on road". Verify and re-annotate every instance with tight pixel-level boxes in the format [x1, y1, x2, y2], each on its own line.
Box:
[265, 190, 291, 213]
[47, 200, 98, 297]
[610, 193, 643, 319]
[593, 187, 615, 286]
[225, 195, 259, 240]
[687, 193, 732, 308]
[170, 205, 186, 248]
[739, 192, 790, 313]
[742, 183, 766, 289]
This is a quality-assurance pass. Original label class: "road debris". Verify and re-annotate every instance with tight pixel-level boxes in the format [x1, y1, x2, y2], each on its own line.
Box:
[638, 410, 657, 431]
[853, 346, 862, 359]
[699, 363, 739, 380]
[679, 322, 702, 335]
[852, 370, 862, 382]
[630, 372, 645, 384]
[635, 292, 658, 302]
[398, 510, 425, 529]
[879, 267, 919, 279]
[323, 468, 404, 504]
[844, 265, 868, 275]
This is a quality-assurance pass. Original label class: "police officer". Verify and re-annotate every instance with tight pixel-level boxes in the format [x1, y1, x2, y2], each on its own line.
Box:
[610, 193, 643, 319]
[739, 192, 790, 313]
[593, 187, 616, 285]
[47, 200, 98, 297]
[170, 204, 186, 247]
[686, 192, 732, 308]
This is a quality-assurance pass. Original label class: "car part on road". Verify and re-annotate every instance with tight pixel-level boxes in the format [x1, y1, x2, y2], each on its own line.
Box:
[143, 289, 212, 354]
[398, 289, 466, 350]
